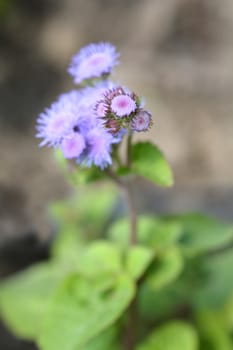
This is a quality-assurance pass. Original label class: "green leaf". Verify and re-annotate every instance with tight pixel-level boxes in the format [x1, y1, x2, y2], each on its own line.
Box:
[50, 184, 117, 248]
[193, 249, 233, 308]
[196, 310, 232, 350]
[126, 246, 154, 280]
[39, 274, 135, 350]
[148, 248, 183, 291]
[51, 226, 84, 265]
[50, 185, 116, 229]
[131, 142, 173, 187]
[108, 216, 181, 250]
[139, 281, 183, 322]
[175, 213, 233, 256]
[151, 220, 182, 252]
[137, 321, 198, 350]
[82, 327, 120, 350]
[0, 262, 68, 340]
[223, 295, 233, 331]
[77, 241, 122, 277]
[69, 166, 105, 185]
[53, 238, 122, 280]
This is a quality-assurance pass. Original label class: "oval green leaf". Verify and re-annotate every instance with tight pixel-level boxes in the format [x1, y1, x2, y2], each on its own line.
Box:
[137, 321, 198, 350]
[131, 142, 173, 187]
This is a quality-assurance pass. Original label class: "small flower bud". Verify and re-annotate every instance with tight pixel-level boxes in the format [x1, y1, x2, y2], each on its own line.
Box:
[132, 110, 152, 132]
[105, 119, 121, 134]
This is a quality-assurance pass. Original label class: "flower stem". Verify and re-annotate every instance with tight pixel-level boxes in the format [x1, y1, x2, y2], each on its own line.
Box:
[124, 296, 137, 350]
[127, 131, 133, 168]
[105, 169, 137, 245]
[123, 180, 138, 350]
[107, 130, 137, 349]
[106, 169, 138, 349]
[124, 182, 137, 245]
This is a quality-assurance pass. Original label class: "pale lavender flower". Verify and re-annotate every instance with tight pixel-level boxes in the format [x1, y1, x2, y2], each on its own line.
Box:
[111, 95, 136, 117]
[61, 133, 86, 159]
[132, 110, 152, 132]
[36, 91, 81, 146]
[68, 42, 119, 84]
[82, 128, 113, 169]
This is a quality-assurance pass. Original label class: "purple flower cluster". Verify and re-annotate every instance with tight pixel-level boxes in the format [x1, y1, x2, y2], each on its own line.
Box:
[37, 84, 118, 169]
[36, 42, 153, 169]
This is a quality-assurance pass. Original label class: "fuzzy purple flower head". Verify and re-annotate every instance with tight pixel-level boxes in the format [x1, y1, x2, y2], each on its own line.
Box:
[68, 42, 119, 85]
[36, 91, 81, 147]
[111, 95, 136, 117]
[36, 42, 153, 170]
[61, 133, 86, 159]
[36, 87, 119, 169]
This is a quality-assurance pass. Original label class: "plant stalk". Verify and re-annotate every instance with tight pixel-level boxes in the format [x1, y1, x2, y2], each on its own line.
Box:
[124, 182, 137, 245]
[107, 130, 138, 349]
[105, 169, 137, 246]
[106, 169, 138, 349]
[126, 131, 133, 168]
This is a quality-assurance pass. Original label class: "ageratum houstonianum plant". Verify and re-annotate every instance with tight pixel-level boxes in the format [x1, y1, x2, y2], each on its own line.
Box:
[1, 43, 233, 350]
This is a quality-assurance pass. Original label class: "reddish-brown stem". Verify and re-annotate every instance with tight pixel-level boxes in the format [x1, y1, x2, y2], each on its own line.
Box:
[124, 183, 137, 245]
[105, 169, 137, 246]
[126, 131, 133, 168]
[106, 168, 138, 349]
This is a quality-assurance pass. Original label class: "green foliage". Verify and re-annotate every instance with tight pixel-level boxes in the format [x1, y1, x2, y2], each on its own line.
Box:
[108, 216, 182, 250]
[126, 246, 154, 280]
[131, 142, 173, 187]
[223, 295, 233, 331]
[0, 262, 69, 339]
[1, 180, 233, 350]
[39, 274, 135, 350]
[77, 241, 122, 277]
[174, 213, 233, 257]
[196, 310, 232, 350]
[49, 184, 117, 238]
[50, 185, 118, 265]
[193, 248, 233, 308]
[137, 321, 198, 350]
[82, 327, 120, 350]
[54, 149, 105, 185]
[147, 247, 183, 291]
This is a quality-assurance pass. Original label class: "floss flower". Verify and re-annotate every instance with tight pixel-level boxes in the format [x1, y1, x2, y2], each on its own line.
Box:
[68, 42, 119, 84]
[61, 133, 86, 159]
[36, 87, 118, 169]
[81, 128, 113, 168]
[36, 91, 81, 146]
[37, 42, 153, 170]
[111, 95, 136, 117]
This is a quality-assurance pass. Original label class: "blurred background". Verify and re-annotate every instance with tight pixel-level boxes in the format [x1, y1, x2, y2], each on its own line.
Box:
[0, 0, 233, 346]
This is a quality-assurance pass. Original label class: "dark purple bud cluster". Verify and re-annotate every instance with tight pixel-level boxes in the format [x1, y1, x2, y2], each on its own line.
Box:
[96, 87, 152, 134]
